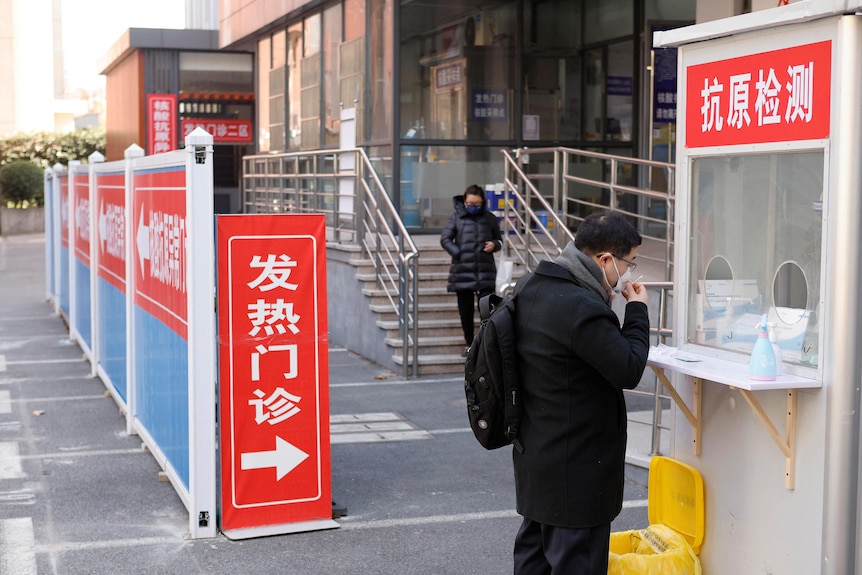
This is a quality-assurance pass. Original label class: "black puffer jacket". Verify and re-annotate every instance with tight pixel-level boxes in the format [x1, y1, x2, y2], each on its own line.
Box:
[440, 195, 502, 293]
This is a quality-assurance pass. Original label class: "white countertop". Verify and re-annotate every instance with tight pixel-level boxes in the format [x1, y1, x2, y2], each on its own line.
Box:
[648, 347, 821, 391]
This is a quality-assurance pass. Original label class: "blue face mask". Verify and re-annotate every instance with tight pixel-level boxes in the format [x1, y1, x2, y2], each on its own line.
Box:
[465, 205, 482, 215]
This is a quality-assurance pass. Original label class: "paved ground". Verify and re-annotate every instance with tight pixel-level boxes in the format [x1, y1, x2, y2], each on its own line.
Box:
[0, 234, 650, 575]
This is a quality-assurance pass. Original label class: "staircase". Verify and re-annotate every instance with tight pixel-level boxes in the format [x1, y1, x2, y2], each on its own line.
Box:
[353, 236, 481, 376]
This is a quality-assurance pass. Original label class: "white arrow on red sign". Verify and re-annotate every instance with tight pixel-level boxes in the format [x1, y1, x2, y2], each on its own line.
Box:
[99, 200, 107, 255]
[241, 436, 309, 480]
[137, 208, 149, 275]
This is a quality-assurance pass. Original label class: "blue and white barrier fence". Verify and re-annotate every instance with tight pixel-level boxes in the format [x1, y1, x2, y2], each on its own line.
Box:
[44, 129, 217, 539]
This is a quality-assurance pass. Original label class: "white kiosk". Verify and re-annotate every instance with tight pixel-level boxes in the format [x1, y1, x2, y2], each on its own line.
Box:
[653, 2, 862, 573]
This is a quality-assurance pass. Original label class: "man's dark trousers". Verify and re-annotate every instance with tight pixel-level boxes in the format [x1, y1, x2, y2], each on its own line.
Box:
[513, 517, 611, 574]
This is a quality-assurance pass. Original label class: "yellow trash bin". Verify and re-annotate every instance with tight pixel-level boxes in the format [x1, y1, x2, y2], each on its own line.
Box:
[608, 456, 705, 575]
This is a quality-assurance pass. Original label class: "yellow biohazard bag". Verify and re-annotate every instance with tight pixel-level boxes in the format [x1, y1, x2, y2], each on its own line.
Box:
[608, 523, 701, 575]
[608, 457, 705, 575]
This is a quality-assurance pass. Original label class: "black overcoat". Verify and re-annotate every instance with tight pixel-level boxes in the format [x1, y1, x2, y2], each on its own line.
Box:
[512, 260, 650, 528]
[439, 196, 502, 293]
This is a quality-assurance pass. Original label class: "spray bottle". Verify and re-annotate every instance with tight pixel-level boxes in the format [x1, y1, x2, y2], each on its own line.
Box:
[749, 314, 776, 381]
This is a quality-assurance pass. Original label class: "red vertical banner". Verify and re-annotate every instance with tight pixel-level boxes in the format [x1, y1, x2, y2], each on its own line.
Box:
[147, 94, 178, 155]
[218, 214, 334, 536]
[73, 173, 90, 266]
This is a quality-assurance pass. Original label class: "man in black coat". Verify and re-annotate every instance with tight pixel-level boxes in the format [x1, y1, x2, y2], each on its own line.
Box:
[440, 185, 502, 355]
[512, 211, 650, 574]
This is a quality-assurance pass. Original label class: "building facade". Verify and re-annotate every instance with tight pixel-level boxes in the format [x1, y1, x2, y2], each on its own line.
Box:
[218, 0, 791, 228]
[98, 28, 254, 213]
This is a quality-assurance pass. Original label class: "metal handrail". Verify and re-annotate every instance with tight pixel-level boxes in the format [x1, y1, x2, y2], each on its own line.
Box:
[355, 149, 420, 378]
[242, 148, 420, 378]
[628, 281, 674, 456]
[501, 146, 675, 281]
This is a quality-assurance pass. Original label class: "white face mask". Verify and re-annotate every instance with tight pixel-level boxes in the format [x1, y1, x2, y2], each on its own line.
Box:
[614, 265, 633, 294]
[603, 256, 632, 295]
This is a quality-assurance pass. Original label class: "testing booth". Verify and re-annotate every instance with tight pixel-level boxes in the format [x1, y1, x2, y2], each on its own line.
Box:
[650, 1, 862, 573]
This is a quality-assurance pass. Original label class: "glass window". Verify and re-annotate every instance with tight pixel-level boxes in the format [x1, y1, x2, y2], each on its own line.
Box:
[305, 14, 321, 56]
[270, 30, 287, 151]
[369, 0, 392, 142]
[525, 0, 581, 50]
[368, 144, 393, 195]
[584, 0, 632, 44]
[581, 41, 633, 143]
[272, 30, 286, 69]
[606, 41, 633, 142]
[399, 1, 516, 141]
[257, 37, 271, 152]
[400, 145, 505, 227]
[287, 23, 303, 150]
[344, 0, 364, 42]
[583, 47, 604, 141]
[522, 0, 582, 141]
[179, 52, 254, 93]
[688, 151, 823, 367]
[301, 16, 322, 149]
[645, 0, 696, 21]
[324, 3, 343, 147]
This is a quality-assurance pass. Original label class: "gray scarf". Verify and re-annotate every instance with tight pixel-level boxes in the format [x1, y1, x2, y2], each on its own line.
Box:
[553, 242, 610, 305]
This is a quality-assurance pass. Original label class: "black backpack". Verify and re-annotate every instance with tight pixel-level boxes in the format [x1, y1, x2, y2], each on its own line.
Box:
[464, 275, 530, 452]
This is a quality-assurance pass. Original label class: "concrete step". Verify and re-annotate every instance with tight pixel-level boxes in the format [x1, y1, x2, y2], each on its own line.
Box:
[362, 285, 451, 299]
[366, 294, 454, 308]
[391, 351, 466, 376]
[385, 335, 467, 356]
[353, 264, 453, 277]
[370, 301, 458, 320]
[376, 317, 475, 339]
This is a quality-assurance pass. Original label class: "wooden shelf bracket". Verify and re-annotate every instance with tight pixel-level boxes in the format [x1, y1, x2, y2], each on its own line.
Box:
[650, 364, 798, 490]
[650, 366, 702, 456]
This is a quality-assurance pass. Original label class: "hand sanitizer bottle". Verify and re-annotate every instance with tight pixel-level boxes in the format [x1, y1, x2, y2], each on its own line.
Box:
[768, 322, 783, 376]
[749, 314, 776, 381]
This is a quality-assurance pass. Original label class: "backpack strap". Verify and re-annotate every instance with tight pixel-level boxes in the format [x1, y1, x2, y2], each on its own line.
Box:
[478, 293, 503, 321]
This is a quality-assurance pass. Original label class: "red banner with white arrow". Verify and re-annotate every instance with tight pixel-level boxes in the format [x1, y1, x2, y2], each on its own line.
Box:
[217, 214, 334, 537]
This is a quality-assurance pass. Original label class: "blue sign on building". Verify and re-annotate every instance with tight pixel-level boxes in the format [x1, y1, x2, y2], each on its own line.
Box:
[653, 46, 678, 124]
[471, 89, 508, 121]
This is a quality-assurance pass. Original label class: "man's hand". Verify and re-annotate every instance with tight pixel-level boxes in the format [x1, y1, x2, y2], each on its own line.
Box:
[621, 279, 649, 304]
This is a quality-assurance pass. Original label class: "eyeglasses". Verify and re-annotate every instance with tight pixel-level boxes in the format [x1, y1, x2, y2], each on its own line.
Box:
[464, 202, 484, 207]
[617, 256, 637, 272]
[602, 252, 637, 272]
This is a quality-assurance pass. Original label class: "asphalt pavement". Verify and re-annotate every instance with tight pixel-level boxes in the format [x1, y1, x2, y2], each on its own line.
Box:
[0, 234, 649, 575]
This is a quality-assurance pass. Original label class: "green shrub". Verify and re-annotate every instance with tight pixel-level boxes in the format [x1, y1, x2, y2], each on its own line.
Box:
[0, 161, 45, 207]
[0, 128, 106, 170]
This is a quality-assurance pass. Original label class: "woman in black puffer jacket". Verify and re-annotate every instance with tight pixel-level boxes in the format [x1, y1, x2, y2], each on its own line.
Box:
[440, 184, 502, 356]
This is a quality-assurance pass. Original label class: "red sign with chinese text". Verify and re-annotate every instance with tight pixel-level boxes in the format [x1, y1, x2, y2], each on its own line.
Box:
[218, 214, 332, 532]
[686, 41, 831, 148]
[147, 94, 178, 155]
[95, 172, 127, 294]
[181, 119, 253, 143]
[73, 173, 90, 266]
[131, 167, 188, 340]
